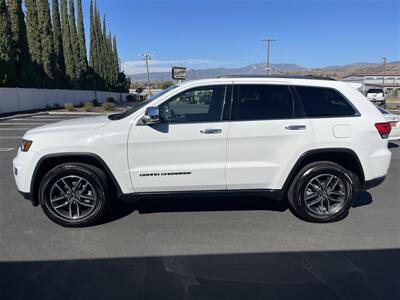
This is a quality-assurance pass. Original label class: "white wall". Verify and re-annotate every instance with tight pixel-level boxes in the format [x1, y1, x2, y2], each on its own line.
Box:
[0, 88, 129, 114]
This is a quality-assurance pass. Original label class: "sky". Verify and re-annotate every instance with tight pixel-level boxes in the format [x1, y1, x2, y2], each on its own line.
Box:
[81, 0, 400, 74]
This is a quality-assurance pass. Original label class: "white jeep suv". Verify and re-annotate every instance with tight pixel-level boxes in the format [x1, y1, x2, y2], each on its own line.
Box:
[13, 76, 392, 227]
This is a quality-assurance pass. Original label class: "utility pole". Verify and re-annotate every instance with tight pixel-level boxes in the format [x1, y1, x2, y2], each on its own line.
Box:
[262, 38, 277, 75]
[139, 53, 153, 97]
[382, 57, 387, 89]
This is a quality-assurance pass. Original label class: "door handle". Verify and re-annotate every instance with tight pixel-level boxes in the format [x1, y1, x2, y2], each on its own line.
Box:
[200, 128, 222, 134]
[285, 125, 307, 130]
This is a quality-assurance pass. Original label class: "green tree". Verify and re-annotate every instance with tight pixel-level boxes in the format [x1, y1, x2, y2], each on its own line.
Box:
[60, 0, 74, 85]
[25, 0, 42, 66]
[69, 0, 80, 81]
[8, 0, 33, 87]
[37, 0, 56, 85]
[162, 80, 175, 90]
[76, 0, 87, 74]
[112, 35, 120, 84]
[0, 0, 16, 86]
[52, 0, 66, 87]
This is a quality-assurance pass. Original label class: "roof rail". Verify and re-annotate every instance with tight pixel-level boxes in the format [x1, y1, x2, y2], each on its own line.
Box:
[218, 75, 336, 81]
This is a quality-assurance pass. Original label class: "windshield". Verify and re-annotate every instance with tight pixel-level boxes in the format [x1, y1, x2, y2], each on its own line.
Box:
[367, 89, 384, 94]
[108, 85, 178, 120]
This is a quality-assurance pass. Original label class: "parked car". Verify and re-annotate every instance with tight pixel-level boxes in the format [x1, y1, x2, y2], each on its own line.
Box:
[377, 106, 400, 140]
[13, 76, 392, 227]
[366, 88, 386, 107]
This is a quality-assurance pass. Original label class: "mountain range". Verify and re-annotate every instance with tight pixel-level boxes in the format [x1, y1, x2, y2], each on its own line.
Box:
[128, 61, 400, 82]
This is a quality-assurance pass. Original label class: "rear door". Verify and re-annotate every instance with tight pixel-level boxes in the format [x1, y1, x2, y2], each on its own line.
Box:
[226, 83, 314, 190]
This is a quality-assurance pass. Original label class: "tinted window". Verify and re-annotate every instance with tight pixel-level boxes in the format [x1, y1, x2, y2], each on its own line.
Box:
[235, 85, 293, 121]
[159, 85, 226, 123]
[367, 89, 384, 94]
[296, 86, 357, 117]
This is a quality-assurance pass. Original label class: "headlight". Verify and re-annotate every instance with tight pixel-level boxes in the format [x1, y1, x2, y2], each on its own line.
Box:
[21, 139, 33, 152]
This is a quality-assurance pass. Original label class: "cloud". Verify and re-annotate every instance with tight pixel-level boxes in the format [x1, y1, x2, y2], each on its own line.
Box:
[121, 58, 214, 75]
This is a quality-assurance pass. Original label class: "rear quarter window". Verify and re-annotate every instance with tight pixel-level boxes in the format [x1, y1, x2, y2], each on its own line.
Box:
[295, 86, 358, 118]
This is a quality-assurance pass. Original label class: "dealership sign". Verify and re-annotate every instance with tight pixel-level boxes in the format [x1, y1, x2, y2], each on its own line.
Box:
[171, 66, 187, 80]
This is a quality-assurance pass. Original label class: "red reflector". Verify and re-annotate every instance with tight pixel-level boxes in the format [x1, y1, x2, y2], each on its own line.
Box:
[375, 122, 392, 138]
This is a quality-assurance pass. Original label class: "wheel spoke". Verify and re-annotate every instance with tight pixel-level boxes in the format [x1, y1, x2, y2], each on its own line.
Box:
[327, 195, 344, 203]
[328, 178, 340, 192]
[329, 191, 345, 196]
[54, 183, 67, 196]
[54, 201, 70, 210]
[79, 194, 96, 201]
[77, 200, 95, 208]
[73, 178, 82, 192]
[61, 179, 72, 191]
[51, 195, 67, 202]
[305, 192, 318, 201]
[307, 198, 322, 206]
[325, 175, 334, 191]
[68, 201, 73, 218]
[78, 182, 89, 195]
[76, 202, 80, 218]
[315, 178, 325, 189]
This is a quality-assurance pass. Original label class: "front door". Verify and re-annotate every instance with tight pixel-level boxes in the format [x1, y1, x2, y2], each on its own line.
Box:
[129, 84, 231, 193]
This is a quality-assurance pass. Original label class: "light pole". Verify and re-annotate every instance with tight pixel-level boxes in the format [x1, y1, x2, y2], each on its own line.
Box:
[262, 38, 277, 75]
[139, 53, 153, 97]
[382, 57, 387, 89]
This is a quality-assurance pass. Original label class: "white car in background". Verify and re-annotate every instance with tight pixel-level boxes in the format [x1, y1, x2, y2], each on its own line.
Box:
[366, 88, 386, 107]
[377, 106, 400, 141]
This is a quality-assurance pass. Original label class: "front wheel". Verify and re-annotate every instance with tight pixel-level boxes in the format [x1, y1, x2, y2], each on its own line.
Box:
[288, 161, 354, 223]
[38, 163, 110, 227]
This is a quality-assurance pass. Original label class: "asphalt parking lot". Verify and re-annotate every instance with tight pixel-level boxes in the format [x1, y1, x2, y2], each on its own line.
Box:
[0, 114, 399, 299]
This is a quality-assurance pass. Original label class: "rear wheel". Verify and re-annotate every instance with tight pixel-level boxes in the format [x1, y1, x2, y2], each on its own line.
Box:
[38, 163, 110, 227]
[288, 161, 354, 223]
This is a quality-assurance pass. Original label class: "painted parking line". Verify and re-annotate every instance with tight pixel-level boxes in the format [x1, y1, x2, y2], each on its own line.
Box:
[0, 136, 23, 139]
[0, 123, 48, 125]
[0, 128, 31, 131]
[0, 148, 15, 152]
[12, 118, 66, 121]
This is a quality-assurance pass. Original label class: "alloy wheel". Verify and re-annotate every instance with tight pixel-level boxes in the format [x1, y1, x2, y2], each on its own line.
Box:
[303, 174, 346, 216]
[49, 175, 97, 221]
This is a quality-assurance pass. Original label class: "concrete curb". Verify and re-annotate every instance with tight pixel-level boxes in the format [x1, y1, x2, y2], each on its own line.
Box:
[48, 111, 108, 116]
[0, 111, 49, 121]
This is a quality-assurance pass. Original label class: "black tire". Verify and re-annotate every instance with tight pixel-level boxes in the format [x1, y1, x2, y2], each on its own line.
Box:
[287, 161, 353, 223]
[38, 163, 111, 227]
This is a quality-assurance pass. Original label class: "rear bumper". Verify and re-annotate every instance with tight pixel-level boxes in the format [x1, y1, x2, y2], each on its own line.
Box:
[362, 176, 386, 191]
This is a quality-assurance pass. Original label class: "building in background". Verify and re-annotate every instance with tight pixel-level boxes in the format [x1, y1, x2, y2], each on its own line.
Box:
[342, 75, 400, 96]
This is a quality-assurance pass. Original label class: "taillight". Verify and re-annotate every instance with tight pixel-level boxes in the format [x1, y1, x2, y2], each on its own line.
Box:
[375, 122, 391, 139]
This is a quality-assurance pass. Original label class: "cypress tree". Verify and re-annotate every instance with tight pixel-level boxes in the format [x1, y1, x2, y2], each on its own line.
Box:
[52, 0, 66, 87]
[89, 0, 94, 68]
[37, 0, 56, 85]
[8, 0, 33, 87]
[25, 0, 42, 65]
[112, 34, 119, 84]
[69, 0, 80, 81]
[76, 0, 87, 73]
[60, 0, 74, 85]
[0, 0, 16, 86]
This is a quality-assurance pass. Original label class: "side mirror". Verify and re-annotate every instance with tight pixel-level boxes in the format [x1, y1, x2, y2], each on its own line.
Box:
[141, 106, 160, 125]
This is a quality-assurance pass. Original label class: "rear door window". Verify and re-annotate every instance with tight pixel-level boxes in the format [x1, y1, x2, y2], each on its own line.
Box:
[295, 86, 358, 118]
[233, 84, 294, 121]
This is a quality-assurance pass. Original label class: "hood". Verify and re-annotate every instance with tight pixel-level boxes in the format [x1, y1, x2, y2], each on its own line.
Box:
[27, 115, 110, 135]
